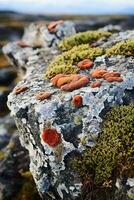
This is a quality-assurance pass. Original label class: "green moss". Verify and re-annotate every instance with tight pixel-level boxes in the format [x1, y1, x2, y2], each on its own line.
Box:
[58, 31, 111, 51]
[0, 151, 5, 160]
[12, 171, 41, 200]
[107, 39, 134, 56]
[45, 44, 104, 79]
[73, 104, 134, 185]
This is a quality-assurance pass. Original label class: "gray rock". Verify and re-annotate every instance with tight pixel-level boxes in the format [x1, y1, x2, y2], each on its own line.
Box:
[22, 21, 76, 48]
[3, 22, 134, 199]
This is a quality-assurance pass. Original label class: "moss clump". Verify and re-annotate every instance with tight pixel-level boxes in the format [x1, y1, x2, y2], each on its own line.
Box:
[58, 31, 111, 51]
[12, 171, 41, 200]
[73, 104, 134, 184]
[45, 44, 104, 79]
[106, 39, 134, 56]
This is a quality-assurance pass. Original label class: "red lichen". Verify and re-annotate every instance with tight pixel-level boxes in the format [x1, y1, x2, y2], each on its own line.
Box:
[16, 40, 30, 48]
[61, 75, 89, 91]
[105, 76, 123, 83]
[91, 68, 107, 78]
[91, 81, 102, 88]
[13, 85, 28, 95]
[48, 20, 64, 32]
[36, 92, 52, 101]
[41, 128, 61, 147]
[103, 72, 121, 80]
[72, 95, 83, 107]
[77, 59, 94, 69]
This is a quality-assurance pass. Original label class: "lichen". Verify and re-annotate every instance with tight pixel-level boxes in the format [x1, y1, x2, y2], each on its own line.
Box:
[106, 39, 134, 56]
[12, 171, 41, 200]
[51, 74, 89, 91]
[73, 104, 134, 185]
[45, 44, 104, 79]
[58, 31, 111, 51]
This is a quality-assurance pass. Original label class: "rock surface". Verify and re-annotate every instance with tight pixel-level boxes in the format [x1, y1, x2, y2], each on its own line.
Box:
[3, 22, 134, 199]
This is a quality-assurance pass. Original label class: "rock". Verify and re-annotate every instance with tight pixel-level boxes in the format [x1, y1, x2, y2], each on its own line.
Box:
[3, 22, 134, 199]
[22, 21, 76, 48]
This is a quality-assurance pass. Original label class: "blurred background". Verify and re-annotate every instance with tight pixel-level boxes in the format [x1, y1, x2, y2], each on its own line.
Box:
[0, 0, 134, 199]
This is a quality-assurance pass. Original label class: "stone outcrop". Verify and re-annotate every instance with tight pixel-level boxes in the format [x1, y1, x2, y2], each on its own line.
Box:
[3, 22, 134, 199]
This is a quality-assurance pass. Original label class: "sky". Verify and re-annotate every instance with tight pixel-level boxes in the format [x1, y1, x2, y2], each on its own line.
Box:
[0, 0, 134, 14]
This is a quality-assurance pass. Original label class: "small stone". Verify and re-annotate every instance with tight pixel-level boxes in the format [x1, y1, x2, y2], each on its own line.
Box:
[77, 59, 94, 69]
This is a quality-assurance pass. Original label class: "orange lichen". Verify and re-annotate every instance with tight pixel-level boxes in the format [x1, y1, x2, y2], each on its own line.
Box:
[91, 81, 102, 88]
[77, 59, 94, 69]
[102, 72, 121, 80]
[16, 40, 30, 48]
[51, 74, 66, 86]
[105, 76, 123, 82]
[51, 74, 89, 91]
[13, 85, 28, 95]
[57, 74, 80, 87]
[91, 68, 107, 78]
[41, 128, 61, 147]
[72, 95, 83, 107]
[36, 92, 52, 101]
[48, 20, 64, 32]
[61, 75, 89, 91]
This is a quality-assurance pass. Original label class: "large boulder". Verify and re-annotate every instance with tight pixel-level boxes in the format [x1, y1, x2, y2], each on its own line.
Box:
[3, 21, 134, 199]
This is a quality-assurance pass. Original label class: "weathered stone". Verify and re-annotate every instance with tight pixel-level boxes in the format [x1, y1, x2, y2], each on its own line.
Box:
[3, 22, 134, 199]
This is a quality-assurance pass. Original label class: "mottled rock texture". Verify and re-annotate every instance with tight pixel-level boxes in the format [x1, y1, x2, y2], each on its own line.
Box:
[3, 22, 134, 200]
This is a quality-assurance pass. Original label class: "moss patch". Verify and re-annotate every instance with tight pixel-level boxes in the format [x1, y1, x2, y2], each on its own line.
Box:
[58, 31, 111, 51]
[106, 39, 134, 56]
[45, 44, 104, 79]
[73, 104, 134, 185]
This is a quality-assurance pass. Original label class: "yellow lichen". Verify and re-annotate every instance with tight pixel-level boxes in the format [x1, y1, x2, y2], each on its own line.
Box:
[106, 39, 134, 56]
[45, 44, 104, 79]
[58, 31, 111, 51]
